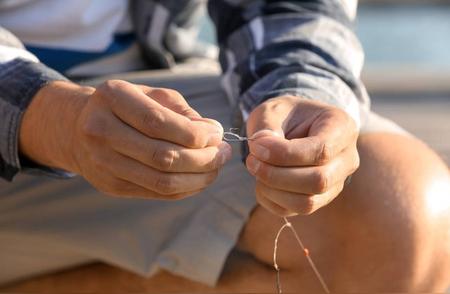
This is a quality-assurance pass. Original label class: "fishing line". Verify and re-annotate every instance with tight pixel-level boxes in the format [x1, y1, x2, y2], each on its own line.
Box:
[273, 217, 330, 294]
[223, 128, 330, 294]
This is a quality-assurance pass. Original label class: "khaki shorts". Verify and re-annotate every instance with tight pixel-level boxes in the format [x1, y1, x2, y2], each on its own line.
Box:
[0, 72, 409, 286]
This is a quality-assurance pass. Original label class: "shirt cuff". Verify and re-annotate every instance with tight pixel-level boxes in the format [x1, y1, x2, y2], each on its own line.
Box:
[0, 58, 72, 181]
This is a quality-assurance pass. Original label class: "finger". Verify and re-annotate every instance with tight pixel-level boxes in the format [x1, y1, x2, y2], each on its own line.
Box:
[256, 181, 344, 216]
[104, 116, 232, 172]
[95, 175, 204, 200]
[97, 80, 222, 148]
[306, 108, 358, 159]
[140, 86, 225, 136]
[246, 98, 287, 139]
[248, 135, 331, 166]
[246, 149, 357, 195]
[248, 111, 357, 166]
[103, 151, 219, 196]
[137, 85, 201, 118]
[255, 188, 295, 217]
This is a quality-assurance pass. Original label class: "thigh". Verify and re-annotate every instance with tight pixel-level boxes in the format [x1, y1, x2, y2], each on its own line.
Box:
[8, 131, 448, 293]
[0, 72, 258, 287]
[237, 131, 450, 292]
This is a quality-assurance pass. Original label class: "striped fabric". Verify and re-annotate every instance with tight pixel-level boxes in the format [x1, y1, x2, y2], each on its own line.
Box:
[208, 0, 369, 126]
[0, 0, 369, 181]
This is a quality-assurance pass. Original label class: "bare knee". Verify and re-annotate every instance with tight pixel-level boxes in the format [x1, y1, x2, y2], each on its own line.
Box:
[238, 206, 290, 265]
[351, 133, 450, 290]
[238, 133, 450, 291]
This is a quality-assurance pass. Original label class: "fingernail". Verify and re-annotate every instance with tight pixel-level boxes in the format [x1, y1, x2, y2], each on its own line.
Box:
[200, 118, 223, 134]
[247, 157, 261, 174]
[249, 129, 283, 140]
[251, 143, 270, 161]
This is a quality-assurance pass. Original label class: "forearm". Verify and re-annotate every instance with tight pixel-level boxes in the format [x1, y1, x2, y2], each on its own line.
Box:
[0, 24, 74, 180]
[209, 0, 369, 128]
[19, 81, 93, 174]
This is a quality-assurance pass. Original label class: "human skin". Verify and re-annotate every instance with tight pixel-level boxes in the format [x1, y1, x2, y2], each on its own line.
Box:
[19, 80, 232, 200]
[6, 133, 450, 293]
[20, 81, 359, 212]
[246, 96, 360, 216]
[15, 80, 450, 292]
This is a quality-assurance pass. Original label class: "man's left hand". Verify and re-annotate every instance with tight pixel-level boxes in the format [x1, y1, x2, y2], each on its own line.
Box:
[246, 96, 360, 216]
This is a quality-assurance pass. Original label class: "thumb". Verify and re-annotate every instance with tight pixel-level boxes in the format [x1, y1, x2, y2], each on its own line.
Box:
[246, 102, 287, 140]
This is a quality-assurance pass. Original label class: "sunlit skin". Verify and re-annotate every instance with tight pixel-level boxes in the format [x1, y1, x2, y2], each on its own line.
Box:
[20, 80, 232, 200]
[13, 80, 450, 292]
[245, 96, 360, 217]
[8, 128, 450, 294]
[424, 177, 450, 216]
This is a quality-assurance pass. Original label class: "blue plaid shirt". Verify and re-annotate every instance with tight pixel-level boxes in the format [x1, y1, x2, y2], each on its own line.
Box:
[0, 0, 369, 181]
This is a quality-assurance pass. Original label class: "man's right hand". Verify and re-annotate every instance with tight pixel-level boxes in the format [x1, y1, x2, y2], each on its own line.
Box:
[20, 80, 231, 200]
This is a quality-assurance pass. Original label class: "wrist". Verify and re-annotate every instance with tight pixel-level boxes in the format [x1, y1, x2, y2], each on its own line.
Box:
[19, 80, 94, 173]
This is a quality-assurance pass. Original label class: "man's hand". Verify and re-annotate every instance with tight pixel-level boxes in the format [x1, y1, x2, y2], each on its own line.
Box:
[246, 96, 359, 216]
[20, 80, 231, 200]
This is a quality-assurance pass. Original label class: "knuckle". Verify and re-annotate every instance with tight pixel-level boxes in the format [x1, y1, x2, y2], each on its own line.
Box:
[97, 79, 123, 95]
[255, 184, 294, 217]
[151, 88, 186, 107]
[154, 174, 177, 195]
[151, 88, 172, 100]
[290, 196, 316, 215]
[103, 79, 122, 88]
[268, 203, 291, 218]
[256, 162, 271, 182]
[96, 80, 113, 93]
[80, 116, 108, 140]
[151, 147, 177, 171]
[284, 194, 314, 215]
[165, 88, 183, 100]
[300, 197, 317, 215]
[312, 168, 329, 194]
[282, 145, 292, 163]
[141, 108, 165, 131]
[315, 141, 332, 164]
[183, 127, 205, 148]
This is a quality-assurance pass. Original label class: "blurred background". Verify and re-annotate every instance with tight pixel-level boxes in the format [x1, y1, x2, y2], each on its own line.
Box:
[199, 0, 450, 165]
[1, 1, 449, 292]
[357, 0, 450, 166]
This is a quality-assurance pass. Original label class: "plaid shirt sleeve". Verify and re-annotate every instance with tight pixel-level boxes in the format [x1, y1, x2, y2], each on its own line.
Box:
[208, 0, 370, 129]
[0, 27, 69, 181]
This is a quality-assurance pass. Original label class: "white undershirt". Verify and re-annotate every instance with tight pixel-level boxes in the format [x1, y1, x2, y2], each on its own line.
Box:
[0, 0, 130, 52]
